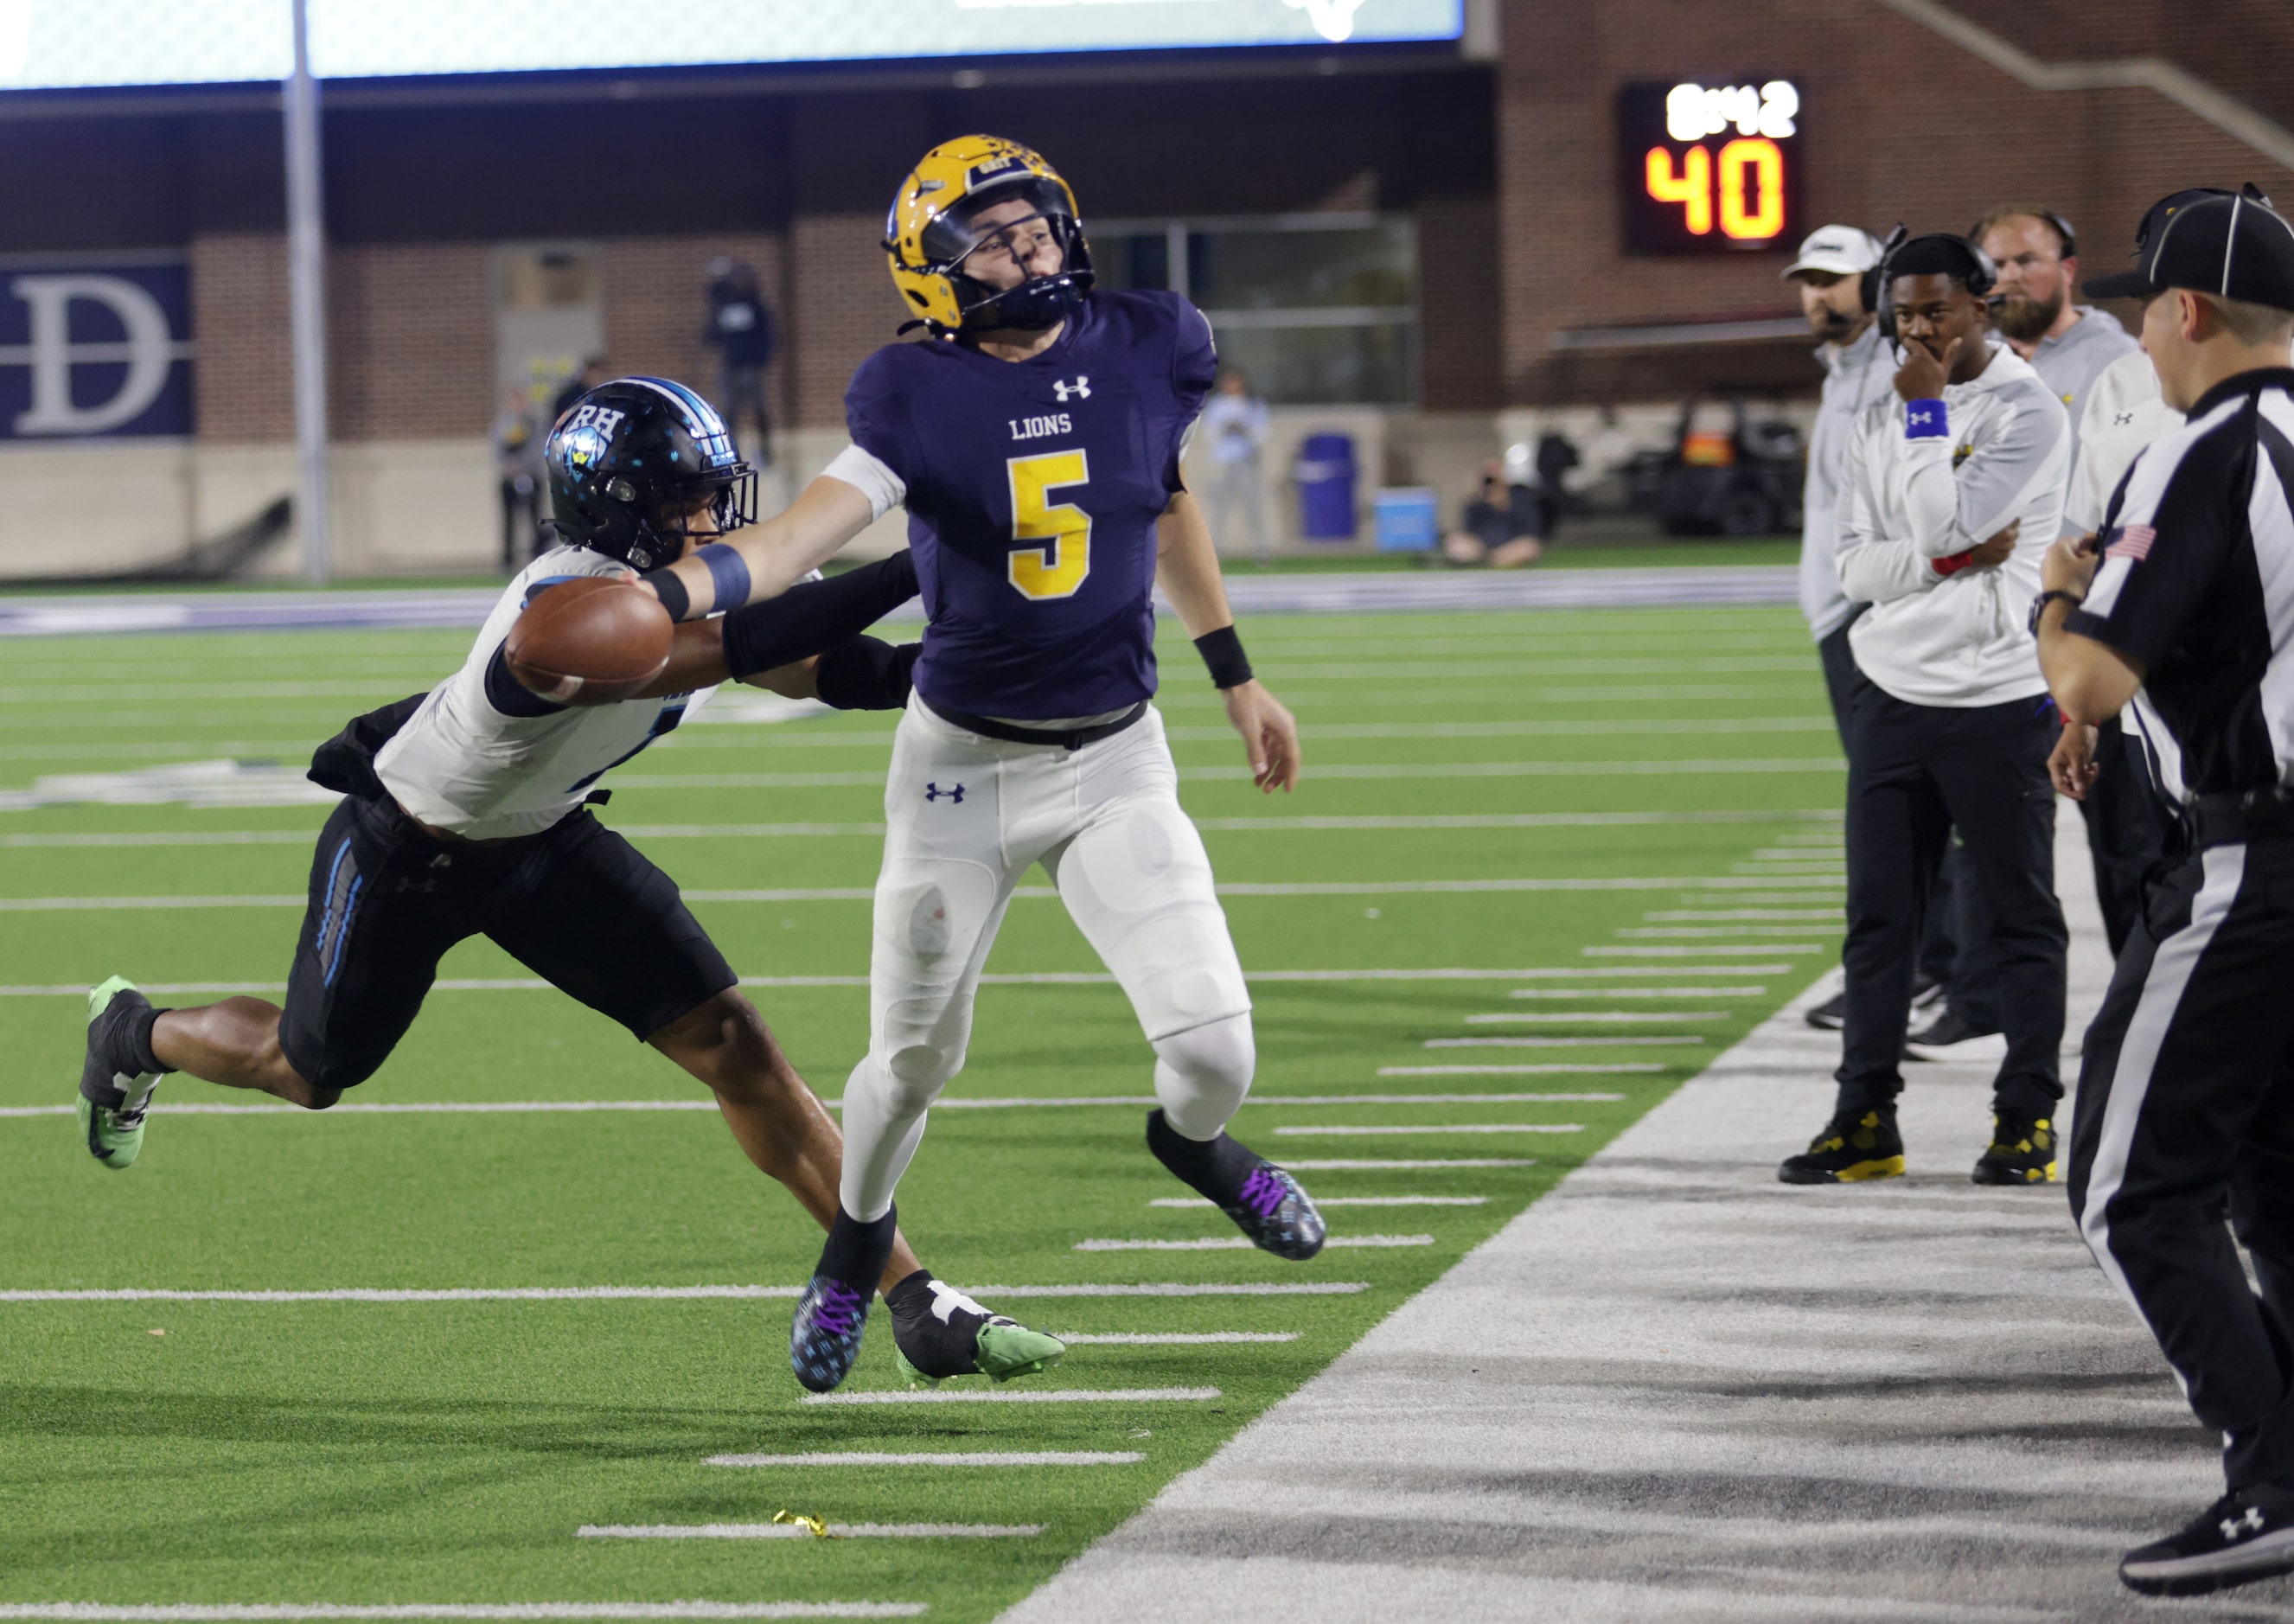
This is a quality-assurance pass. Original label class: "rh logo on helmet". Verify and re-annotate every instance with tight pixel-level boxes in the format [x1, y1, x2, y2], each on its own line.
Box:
[567, 404, 626, 436]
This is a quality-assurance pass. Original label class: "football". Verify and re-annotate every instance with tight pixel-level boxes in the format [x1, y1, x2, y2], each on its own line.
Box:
[502, 575, 673, 705]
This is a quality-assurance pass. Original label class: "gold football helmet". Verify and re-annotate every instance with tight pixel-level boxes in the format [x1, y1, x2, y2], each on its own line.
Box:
[885, 135, 1095, 336]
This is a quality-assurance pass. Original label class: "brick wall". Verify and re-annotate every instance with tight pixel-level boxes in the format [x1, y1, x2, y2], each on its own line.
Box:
[604, 232, 790, 432]
[190, 233, 292, 444]
[1494, 0, 2294, 405]
[329, 240, 494, 440]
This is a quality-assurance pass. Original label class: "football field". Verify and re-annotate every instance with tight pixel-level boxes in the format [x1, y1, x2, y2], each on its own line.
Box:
[0, 603, 1844, 1621]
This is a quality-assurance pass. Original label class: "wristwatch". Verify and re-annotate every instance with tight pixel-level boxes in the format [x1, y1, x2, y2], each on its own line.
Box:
[2028, 589, 2084, 636]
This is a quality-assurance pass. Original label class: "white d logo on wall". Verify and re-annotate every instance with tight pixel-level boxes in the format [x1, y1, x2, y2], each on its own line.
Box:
[0, 258, 195, 440]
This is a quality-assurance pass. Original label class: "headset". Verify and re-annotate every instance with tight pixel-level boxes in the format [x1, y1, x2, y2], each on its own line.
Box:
[1870, 227, 1999, 343]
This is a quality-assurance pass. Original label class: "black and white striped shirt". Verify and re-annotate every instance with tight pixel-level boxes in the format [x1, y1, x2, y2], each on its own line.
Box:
[2065, 367, 2294, 804]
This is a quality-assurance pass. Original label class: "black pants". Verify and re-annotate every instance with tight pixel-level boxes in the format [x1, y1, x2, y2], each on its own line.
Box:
[2079, 718, 2173, 958]
[1837, 688, 2067, 1116]
[279, 795, 735, 1091]
[2069, 838, 2294, 1489]
[1816, 616, 1862, 751]
[718, 361, 772, 465]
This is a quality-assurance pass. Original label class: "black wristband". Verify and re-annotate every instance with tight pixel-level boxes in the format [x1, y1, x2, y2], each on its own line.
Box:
[1194, 624, 1254, 689]
[641, 568, 691, 623]
[2027, 588, 2084, 636]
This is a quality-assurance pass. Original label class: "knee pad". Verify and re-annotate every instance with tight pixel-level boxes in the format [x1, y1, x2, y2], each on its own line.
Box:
[1152, 1012, 1256, 1141]
[1060, 801, 1250, 1039]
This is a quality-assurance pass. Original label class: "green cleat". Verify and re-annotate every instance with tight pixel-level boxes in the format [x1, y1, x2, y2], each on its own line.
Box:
[79, 975, 164, 1171]
[886, 1270, 1065, 1389]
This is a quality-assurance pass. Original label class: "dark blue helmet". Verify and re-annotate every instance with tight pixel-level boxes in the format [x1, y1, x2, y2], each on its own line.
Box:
[545, 376, 756, 571]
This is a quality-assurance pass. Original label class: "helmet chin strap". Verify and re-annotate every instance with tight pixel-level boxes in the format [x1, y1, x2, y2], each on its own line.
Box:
[959, 272, 1089, 335]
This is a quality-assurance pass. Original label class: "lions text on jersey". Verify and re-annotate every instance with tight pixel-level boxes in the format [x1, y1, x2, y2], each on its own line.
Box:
[839, 289, 1217, 719]
[375, 546, 714, 839]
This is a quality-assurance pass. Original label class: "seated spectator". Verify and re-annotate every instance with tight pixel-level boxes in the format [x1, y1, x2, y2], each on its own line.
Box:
[1441, 459, 1544, 568]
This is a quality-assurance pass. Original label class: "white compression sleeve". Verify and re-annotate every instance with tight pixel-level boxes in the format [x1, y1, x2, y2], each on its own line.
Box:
[822, 443, 908, 523]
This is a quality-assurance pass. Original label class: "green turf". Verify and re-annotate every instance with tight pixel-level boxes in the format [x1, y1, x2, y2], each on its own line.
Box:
[0, 605, 1841, 1621]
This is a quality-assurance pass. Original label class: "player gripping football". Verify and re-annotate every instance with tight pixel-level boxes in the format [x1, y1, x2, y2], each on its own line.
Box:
[73, 376, 1060, 1394]
[633, 137, 1324, 1390]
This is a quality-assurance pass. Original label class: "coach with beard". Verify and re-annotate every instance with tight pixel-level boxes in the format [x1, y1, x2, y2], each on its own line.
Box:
[1975, 204, 2167, 961]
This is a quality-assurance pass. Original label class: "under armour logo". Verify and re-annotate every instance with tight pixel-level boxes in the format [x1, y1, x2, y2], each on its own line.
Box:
[393, 877, 439, 895]
[924, 782, 966, 803]
[2114, 411, 2136, 426]
[2221, 1506, 2266, 1541]
[1053, 376, 1090, 401]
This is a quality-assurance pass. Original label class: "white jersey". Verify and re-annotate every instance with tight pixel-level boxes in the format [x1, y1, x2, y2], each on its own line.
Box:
[2064, 348, 2185, 538]
[375, 545, 714, 839]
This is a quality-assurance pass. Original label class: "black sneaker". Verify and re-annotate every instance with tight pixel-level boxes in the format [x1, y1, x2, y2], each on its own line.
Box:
[2121, 1485, 2294, 1596]
[1903, 1003, 2008, 1064]
[1146, 1109, 1326, 1262]
[1778, 1108, 1904, 1184]
[1971, 1111, 2057, 1185]
[1804, 991, 1846, 1032]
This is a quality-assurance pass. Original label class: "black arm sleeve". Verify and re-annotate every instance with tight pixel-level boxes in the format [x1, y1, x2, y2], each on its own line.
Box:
[814, 637, 921, 712]
[720, 550, 920, 680]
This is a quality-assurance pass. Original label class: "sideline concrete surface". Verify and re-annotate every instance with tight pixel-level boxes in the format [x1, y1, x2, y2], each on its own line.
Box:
[1003, 814, 2294, 1622]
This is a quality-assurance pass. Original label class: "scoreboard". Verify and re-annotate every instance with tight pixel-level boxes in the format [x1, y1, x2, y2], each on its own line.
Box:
[1619, 80, 1803, 255]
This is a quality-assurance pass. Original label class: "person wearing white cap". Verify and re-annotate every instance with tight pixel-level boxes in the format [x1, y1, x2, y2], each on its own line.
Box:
[1782, 224, 1920, 1034]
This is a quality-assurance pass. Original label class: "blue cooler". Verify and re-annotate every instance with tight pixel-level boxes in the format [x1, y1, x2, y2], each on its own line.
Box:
[1372, 487, 1439, 553]
[1293, 432, 1358, 540]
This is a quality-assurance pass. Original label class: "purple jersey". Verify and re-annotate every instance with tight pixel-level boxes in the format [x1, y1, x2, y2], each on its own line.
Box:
[845, 289, 1217, 719]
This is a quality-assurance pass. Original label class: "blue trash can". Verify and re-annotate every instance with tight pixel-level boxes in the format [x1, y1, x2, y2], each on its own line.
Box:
[1293, 432, 1358, 540]
[1372, 487, 1440, 553]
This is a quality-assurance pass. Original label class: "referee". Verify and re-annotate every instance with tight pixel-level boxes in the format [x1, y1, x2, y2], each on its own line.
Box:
[2035, 184, 2294, 1597]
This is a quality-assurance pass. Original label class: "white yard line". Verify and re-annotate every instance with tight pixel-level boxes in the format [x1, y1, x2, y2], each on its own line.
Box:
[1505, 988, 1766, 999]
[1616, 926, 1831, 937]
[0, 1608, 923, 1621]
[1273, 1125, 1583, 1137]
[0, 1282, 1367, 1303]
[1582, 944, 1821, 956]
[1643, 909, 1839, 921]
[1421, 1038, 1700, 1049]
[1460, 1013, 1724, 1025]
[597, 761, 1842, 791]
[1073, 1236, 1434, 1252]
[1150, 1197, 1484, 1208]
[1281, 1159, 1533, 1170]
[705, 1451, 1145, 1467]
[1050, 1333, 1300, 1345]
[0, 886, 1824, 911]
[800, 1387, 1222, 1407]
[576, 1523, 1043, 1539]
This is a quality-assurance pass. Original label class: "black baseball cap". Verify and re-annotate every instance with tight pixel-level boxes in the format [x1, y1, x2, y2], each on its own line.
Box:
[2085, 183, 2294, 312]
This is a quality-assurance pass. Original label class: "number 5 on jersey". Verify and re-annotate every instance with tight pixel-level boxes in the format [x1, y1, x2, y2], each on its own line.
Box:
[1006, 449, 1090, 600]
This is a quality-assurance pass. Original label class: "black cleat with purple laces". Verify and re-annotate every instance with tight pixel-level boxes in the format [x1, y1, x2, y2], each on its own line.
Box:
[1146, 1108, 1326, 1262]
[790, 1204, 898, 1393]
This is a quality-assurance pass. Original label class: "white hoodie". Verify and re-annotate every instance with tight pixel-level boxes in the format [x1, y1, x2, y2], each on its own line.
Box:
[1837, 342, 2070, 707]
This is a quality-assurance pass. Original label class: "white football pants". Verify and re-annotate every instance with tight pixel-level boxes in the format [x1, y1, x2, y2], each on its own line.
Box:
[839, 695, 1256, 1221]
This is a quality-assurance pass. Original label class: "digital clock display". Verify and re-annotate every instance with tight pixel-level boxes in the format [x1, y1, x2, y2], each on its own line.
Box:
[1619, 80, 1804, 254]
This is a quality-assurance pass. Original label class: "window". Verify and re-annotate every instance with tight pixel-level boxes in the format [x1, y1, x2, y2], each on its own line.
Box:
[1089, 214, 1417, 406]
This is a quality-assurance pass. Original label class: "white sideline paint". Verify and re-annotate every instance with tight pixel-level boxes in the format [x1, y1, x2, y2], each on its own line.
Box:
[1051, 1333, 1299, 1345]
[1280, 1159, 1535, 1170]
[1421, 1037, 1700, 1049]
[1274, 1125, 1584, 1137]
[1507, 988, 1766, 999]
[1150, 1197, 1484, 1208]
[577, 1523, 1043, 1540]
[1461, 1013, 1723, 1024]
[706, 1451, 1146, 1467]
[801, 1387, 1221, 1407]
[1073, 1236, 1434, 1252]
[0, 1282, 1366, 1303]
[0, 1609, 923, 1621]
[1371, 1075, 1630, 1090]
